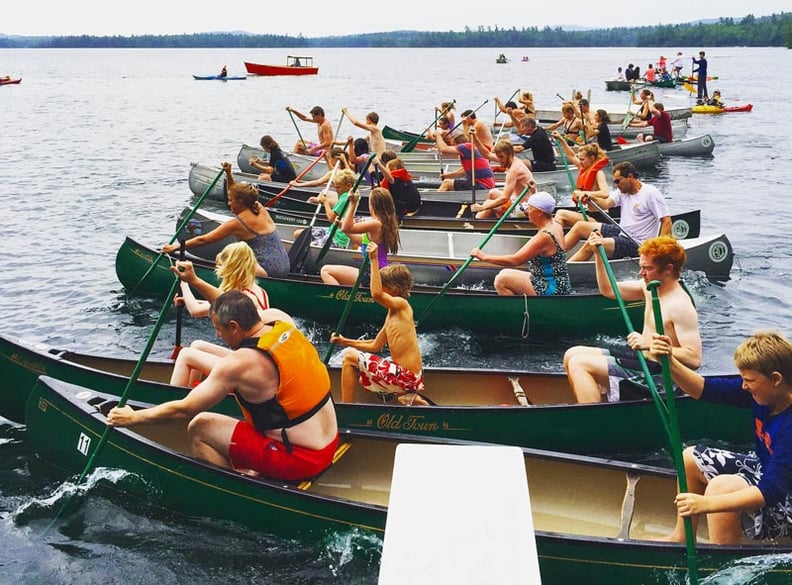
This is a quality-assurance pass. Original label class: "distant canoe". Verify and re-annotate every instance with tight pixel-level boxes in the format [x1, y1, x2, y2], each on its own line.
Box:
[192, 74, 247, 81]
[605, 80, 643, 91]
[692, 104, 753, 114]
[245, 56, 318, 76]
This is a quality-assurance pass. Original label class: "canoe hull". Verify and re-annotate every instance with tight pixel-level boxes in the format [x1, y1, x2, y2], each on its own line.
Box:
[115, 236, 646, 338]
[692, 104, 753, 114]
[26, 376, 792, 584]
[183, 207, 727, 286]
[192, 74, 247, 81]
[0, 333, 752, 454]
[244, 61, 318, 76]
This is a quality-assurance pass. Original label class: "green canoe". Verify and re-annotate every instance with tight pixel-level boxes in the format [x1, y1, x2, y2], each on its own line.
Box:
[26, 376, 792, 584]
[0, 333, 751, 454]
[115, 236, 645, 339]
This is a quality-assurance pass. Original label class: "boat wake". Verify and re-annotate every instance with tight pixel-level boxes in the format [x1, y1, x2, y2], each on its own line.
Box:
[11, 467, 135, 526]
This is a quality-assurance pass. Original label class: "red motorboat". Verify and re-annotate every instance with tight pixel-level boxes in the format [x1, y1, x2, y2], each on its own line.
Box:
[244, 56, 318, 76]
[0, 77, 22, 86]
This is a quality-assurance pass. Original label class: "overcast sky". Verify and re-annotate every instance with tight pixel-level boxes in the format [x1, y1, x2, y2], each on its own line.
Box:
[2, 1, 788, 38]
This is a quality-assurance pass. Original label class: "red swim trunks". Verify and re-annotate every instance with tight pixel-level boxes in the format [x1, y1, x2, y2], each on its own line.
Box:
[229, 423, 339, 482]
[357, 352, 425, 395]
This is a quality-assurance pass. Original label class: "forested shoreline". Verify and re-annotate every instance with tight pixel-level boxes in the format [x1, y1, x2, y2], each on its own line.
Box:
[2, 13, 791, 49]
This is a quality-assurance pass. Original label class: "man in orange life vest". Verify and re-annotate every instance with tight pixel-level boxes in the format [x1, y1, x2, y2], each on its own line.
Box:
[108, 291, 339, 482]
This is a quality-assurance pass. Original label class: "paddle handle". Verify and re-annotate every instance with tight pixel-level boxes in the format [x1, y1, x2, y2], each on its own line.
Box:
[647, 280, 700, 585]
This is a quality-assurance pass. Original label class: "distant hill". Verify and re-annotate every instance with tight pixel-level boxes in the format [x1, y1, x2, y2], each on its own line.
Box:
[2, 13, 791, 48]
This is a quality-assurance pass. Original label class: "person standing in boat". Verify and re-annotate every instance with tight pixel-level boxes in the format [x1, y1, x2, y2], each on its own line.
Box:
[319, 187, 401, 286]
[513, 117, 556, 173]
[692, 51, 709, 103]
[331, 242, 426, 405]
[162, 162, 290, 278]
[650, 330, 792, 545]
[470, 138, 535, 220]
[249, 135, 297, 183]
[287, 105, 334, 156]
[564, 235, 702, 403]
[631, 102, 673, 144]
[108, 291, 339, 483]
[431, 130, 496, 193]
[670, 51, 684, 79]
[471, 191, 571, 297]
[557, 160, 671, 262]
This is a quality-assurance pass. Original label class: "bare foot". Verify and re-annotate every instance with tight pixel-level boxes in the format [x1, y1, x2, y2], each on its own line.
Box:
[655, 532, 686, 543]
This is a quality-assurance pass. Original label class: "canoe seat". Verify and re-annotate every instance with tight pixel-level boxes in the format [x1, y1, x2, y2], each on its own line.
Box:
[297, 441, 352, 490]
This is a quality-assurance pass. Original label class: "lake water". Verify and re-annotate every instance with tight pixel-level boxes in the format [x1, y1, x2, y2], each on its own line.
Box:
[1, 46, 791, 583]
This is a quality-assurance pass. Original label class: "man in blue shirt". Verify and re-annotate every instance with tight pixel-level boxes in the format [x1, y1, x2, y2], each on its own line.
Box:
[692, 51, 708, 104]
[650, 331, 792, 544]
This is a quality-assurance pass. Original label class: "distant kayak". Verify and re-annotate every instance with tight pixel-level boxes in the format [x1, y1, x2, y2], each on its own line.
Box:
[192, 74, 247, 81]
[692, 103, 753, 114]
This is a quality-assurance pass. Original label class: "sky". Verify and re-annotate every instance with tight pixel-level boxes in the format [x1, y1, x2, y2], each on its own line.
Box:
[2, 1, 789, 38]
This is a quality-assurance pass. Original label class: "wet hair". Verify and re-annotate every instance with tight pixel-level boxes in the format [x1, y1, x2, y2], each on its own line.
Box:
[215, 242, 258, 292]
[733, 331, 792, 382]
[229, 183, 261, 215]
[637, 236, 686, 279]
[369, 187, 400, 254]
[310, 106, 324, 117]
[504, 101, 518, 110]
[461, 109, 476, 119]
[211, 290, 260, 330]
[596, 109, 612, 124]
[613, 161, 639, 179]
[380, 263, 414, 298]
[259, 135, 280, 151]
[366, 112, 379, 125]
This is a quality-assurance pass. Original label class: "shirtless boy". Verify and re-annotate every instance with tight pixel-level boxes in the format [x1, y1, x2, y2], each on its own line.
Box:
[342, 107, 386, 155]
[330, 242, 426, 405]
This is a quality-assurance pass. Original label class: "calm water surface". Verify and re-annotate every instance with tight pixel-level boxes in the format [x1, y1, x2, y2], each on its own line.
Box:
[1, 47, 791, 583]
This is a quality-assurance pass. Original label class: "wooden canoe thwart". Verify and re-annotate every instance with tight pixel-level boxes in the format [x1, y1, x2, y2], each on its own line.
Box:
[25, 375, 792, 584]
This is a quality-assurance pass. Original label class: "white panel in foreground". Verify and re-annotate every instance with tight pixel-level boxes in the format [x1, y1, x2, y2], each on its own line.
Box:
[378, 444, 541, 585]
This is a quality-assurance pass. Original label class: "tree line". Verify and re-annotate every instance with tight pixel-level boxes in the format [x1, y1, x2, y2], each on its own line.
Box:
[2, 13, 791, 49]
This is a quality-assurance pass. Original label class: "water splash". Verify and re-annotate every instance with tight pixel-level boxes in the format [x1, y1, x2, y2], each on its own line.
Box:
[11, 467, 136, 527]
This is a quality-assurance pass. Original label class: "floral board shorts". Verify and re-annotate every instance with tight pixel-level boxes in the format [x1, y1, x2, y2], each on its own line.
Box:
[692, 445, 792, 539]
[602, 347, 663, 402]
[357, 352, 425, 395]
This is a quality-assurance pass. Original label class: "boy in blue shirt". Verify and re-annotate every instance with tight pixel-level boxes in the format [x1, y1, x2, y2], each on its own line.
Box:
[651, 331, 792, 544]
